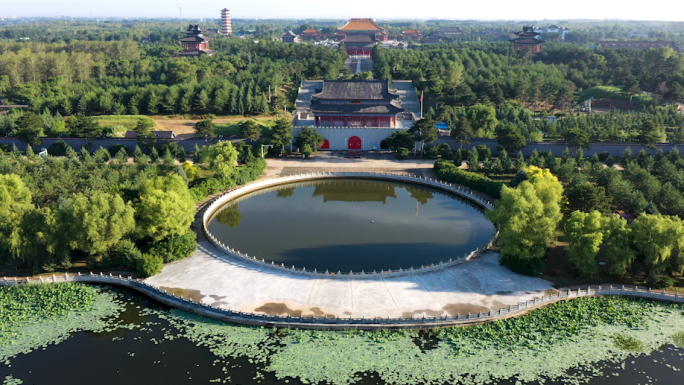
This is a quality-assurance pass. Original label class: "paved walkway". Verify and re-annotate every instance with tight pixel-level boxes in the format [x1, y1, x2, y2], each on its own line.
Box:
[146, 241, 555, 319]
[262, 155, 437, 179]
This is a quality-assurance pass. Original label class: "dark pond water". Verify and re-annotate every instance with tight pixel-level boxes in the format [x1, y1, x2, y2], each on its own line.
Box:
[207, 179, 496, 272]
[2, 288, 683, 385]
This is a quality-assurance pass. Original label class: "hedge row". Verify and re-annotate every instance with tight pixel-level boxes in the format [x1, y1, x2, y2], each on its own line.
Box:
[434, 160, 503, 200]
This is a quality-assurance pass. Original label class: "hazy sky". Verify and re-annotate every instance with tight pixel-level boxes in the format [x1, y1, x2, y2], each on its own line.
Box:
[2, 0, 683, 21]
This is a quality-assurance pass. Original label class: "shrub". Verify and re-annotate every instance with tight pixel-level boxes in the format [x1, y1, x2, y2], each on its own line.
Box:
[114, 239, 143, 268]
[475, 145, 492, 161]
[302, 144, 313, 158]
[150, 231, 197, 263]
[0, 143, 10, 152]
[437, 143, 453, 160]
[137, 253, 164, 278]
[397, 147, 410, 160]
[47, 140, 70, 156]
[108, 144, 128, 157]
[434, 160, 503, 199]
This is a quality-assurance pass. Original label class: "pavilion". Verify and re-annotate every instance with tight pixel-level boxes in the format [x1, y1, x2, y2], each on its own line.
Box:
[175, 25, 216, 57]
[509, 27, 545, 54]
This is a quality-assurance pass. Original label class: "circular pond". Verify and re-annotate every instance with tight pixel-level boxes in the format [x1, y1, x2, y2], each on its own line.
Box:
[207, 178, 495, 272]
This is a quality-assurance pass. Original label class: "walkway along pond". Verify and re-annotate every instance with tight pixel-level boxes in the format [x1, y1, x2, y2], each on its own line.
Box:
[2, 274, 683, 329]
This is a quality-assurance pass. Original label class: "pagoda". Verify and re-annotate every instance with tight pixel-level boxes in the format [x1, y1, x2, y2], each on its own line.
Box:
[335, 18, 388, 55]
[509, 27, 545, 54]
[176, 25, 216, 57]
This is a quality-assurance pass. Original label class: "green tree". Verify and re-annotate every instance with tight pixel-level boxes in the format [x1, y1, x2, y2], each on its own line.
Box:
[466, 104, 498, 137]
[602, 215, 636, 277]
[0, 174, 35, 259]
[239, 119, 261, 143]
[15, 112, 43, 146]
[201, 141, 239, 178]
[485, 166, 564, 275]
[137, 253, 164, 278]
[136, 175, 195, 241]
[638, 120, 662, 150]
[195, 119, 216, 138]
[66, 114, 104, 137]
[565, 181, 612, 213]
[631, 214, 684, 275]
[63, 191, 135, 255]
[496, 124, 527, 153]
[385, 131, 414, 151]
[269, 117, 293, 153]
[409, 118, 438, 144]
[295, 126, 324, 150]
[565, 210, 606, 277]
[564, 128, 590, 155]
[450, 116, 473, 149]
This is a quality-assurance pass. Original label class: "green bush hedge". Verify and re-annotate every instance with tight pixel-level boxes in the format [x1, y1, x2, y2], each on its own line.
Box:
[189, 157, 268, 203]
[434, 160, 503, 199]
[397, 147, 410, 160]
[137, 253, 164, 278]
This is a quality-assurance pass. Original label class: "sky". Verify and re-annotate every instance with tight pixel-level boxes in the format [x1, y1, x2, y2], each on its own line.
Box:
[2, 0, 684, 21]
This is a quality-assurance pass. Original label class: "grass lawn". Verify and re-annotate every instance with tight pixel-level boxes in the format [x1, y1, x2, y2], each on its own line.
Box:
[214, 118, 273, 137]
[95, 115, 154, 137]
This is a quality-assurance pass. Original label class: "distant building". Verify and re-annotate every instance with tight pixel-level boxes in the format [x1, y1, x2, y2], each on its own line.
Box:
[597, 41, 680, 52]
[221, 8, 232, 36]
[533, 25, 570, 40]
[424, 31, 441, 44]
[282, 31, 300, 43]
[510, 27, 545, 54]
[335, 18, 388, 56]
[301, 29, 323, 41]
[438, 27, 463, 36]
[175, 25, 216, 57]
[401, 29, 422, 41]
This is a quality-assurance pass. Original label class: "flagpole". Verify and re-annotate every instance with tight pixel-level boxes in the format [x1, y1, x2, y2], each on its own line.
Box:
[420, 90, 423, 118]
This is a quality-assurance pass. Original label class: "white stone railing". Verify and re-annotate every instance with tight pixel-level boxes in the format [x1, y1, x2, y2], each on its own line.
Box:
[201, 172, 496, 279]
[1, 274, 682, 329]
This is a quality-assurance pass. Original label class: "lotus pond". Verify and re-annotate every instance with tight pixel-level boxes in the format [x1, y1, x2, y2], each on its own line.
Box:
[206, 179, 496, 272]
[2, 283, 684, 385]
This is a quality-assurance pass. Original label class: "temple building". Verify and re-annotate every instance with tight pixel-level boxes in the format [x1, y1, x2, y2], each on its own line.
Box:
[282, 31, 299, 43]
[176, 25, 216, 57]
[510, 27, 545, 54]
[335, 18, 388, 55]
[401, 29, 422, 41]
[301, 29, 323, 41]
[294, 80, 420, 151]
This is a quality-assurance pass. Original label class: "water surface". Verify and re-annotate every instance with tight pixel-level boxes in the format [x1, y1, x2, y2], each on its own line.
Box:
[207, 179, 496, 272]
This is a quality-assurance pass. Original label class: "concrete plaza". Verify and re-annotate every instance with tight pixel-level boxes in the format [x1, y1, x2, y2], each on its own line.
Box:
[146, 241, 555, 319]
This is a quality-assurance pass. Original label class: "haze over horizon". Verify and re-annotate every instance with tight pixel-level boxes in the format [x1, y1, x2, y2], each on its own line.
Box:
[2, 0, 684, 22]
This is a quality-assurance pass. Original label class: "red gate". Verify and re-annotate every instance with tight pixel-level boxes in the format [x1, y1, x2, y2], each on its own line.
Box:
[348, 136, 362, 150]
[320, 139, 330, 149]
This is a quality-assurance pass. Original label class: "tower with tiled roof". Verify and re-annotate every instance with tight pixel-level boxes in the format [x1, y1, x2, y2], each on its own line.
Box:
[335, 18, 388, 56]
[510, 26, 545, 54]
[176, 24, 216, 57]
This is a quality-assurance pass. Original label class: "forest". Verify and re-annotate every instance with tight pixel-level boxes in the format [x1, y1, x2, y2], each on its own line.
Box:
[0, 138, 267, 276]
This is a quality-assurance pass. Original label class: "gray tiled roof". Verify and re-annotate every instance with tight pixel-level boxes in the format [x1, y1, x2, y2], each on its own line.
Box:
[312, 80, 399, 100]
[310, 100, 403, 115]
